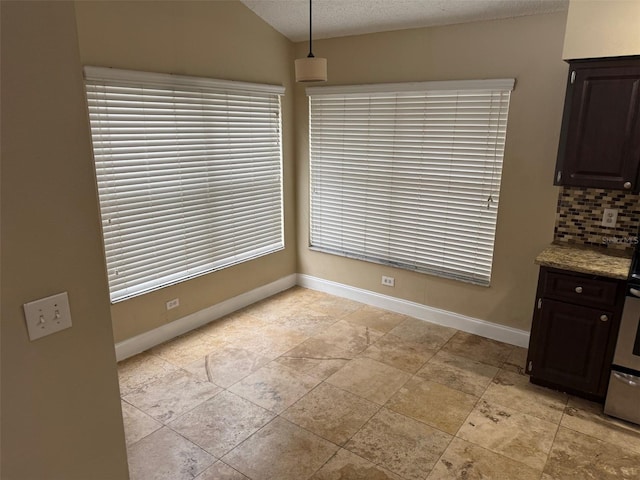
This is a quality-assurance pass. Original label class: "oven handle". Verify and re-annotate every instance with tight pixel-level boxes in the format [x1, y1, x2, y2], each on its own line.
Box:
[629, 288, 640, 298]
[612, 371, 640, 387]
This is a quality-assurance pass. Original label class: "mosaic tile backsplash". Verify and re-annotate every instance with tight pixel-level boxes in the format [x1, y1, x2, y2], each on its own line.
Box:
[554, 186, 640, 251]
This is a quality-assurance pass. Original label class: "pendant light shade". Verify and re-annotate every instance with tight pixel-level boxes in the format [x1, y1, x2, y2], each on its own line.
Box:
[296, 0, 327, 82]
[295, 57, 327, 82]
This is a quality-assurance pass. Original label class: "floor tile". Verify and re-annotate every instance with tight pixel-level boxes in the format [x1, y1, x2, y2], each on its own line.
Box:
[123, 370, 221, 423]
[309, 448, 404, 480]
[169, 390, 275, 458]
[387, 376, 478, 434]
[222, 417, 338, 480]
[241, 288, 326, 321]
[416, 350, 499, 397]
[199, 312, 305, 359]
[312, 320, 384, 357]
[457, 399, 557, 471]
[561, 396, 640, 454]
[271, 307, 340, 336]
[195, 461, 249, 479]
[342, 306, 407, 333]
[127, 427, 215, 480]
[441, 332, 514, 368]
[229, 361, 320, 413]
[482, 369, 568, 423]
[230, 324, 310, 359]
[307, 296, 363, 318]
[277, 286, 328, 306]
[240, 296, 292, 321]
[428, 437, 541, 480]
[345, 407, 452, 480]
[118, 352, 180, 396]
[388, 317, 457, 350]
[197, 311, 269, 341]
[360, 333, 436, 373]
[283, 383, 379, 445]
[119, 288, 640, 479]
[281, 336, 356, 361]
[326, 357, 411, 405]
[121, 400, 162, 447]
[275, 350, 349, 381]
[149, 330, 222, 367]
[276, 335, 353, 381]
[502, 346, 529, 375]
[185, 346, 271, 388]
[543, 426, 640, 480]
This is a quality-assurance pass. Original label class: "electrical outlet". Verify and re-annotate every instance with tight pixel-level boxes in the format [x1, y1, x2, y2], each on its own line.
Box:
[601, 208, 618, 228]
[166, 298, 180, 310]
[382, 276, 395, 287]
[23, 292, 72, 341]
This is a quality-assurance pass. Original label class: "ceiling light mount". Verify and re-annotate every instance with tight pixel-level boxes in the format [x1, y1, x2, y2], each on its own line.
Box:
[295, 0, 327, 83]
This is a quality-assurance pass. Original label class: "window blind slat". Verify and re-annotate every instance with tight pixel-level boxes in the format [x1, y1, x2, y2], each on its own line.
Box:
[309, 80, 512, 286]
[85, 67, 284, 302]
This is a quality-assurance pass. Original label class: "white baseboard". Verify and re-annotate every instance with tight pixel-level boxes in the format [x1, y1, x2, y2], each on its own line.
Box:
[115, 271, 529, 362]
[297, 274, 530, 348]
[114, 274, 297, 361]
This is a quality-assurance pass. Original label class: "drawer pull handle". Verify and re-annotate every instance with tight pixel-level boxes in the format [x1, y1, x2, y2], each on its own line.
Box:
[575, 286, 583, 293]
[600, 314, 608, 322]
[624, 181, 632, 189]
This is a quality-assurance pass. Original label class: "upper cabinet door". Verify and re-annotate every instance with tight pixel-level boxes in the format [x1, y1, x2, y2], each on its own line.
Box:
[555, 56, 640, 191]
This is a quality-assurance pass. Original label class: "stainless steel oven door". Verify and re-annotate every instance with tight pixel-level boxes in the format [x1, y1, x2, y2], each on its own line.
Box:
[604, 370, 640, 425]
[613, 288, 640, 372]
[605, 287, 640, 425]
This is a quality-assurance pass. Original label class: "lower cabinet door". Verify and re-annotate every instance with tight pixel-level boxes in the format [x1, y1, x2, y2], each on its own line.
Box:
[529, 299, 613, 396]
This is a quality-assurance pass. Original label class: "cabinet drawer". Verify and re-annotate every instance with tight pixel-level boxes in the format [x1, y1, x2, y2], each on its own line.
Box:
[542, 271, 620, 308]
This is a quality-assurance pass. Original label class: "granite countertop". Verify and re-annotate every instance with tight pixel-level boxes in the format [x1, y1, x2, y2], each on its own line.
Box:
[535, 243, 632, 280]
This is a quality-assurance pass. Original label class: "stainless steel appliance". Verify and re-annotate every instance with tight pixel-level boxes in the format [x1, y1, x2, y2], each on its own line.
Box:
[604, 256, 640, 425]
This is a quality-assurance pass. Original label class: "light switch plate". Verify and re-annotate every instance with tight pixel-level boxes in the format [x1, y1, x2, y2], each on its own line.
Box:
[23, 292, 72, 341]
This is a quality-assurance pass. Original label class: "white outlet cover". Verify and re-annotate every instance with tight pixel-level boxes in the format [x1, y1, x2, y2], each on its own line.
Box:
[166, 298, 180, 310]
[601, 208, 618, 228]
[23, 291, 72, 341]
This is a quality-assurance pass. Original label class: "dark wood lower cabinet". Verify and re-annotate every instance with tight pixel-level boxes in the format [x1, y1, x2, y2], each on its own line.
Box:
[526, 267, 624, 401]
[529, 299, 612, 395]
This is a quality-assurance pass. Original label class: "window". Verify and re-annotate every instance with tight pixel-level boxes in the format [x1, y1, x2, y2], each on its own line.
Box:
[308, 79, 514, 286]
[84, 67, 285, 302]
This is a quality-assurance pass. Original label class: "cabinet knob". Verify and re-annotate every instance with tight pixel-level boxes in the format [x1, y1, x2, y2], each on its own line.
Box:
[624, 181, 632, 189]
[575, 286, 583, 293]
[600, 314, 608, 322]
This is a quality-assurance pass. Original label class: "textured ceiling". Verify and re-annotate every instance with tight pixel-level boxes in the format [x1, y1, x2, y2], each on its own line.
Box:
[240, 0, 569, 42]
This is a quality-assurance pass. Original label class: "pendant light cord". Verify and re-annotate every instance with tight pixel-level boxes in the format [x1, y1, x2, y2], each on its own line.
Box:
[308, 0, 315, 58]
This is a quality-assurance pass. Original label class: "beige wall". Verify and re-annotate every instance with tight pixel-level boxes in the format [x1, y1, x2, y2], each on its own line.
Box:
[296, 12, 569, 332]
[74, 0, 297, 342]
[563, 0, 640, 59]
[0, 2, 129, 479]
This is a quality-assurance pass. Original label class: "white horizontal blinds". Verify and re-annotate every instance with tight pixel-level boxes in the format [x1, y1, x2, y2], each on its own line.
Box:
[84, 67, 285, 302]
[308, 79, 514, 286]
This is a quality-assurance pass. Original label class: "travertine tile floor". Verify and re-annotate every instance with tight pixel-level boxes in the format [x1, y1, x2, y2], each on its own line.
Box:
[119, 287, 640, 480]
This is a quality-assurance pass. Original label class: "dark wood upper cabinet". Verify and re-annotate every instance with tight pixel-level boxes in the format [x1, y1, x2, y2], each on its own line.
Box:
[555, 56, 640, 191]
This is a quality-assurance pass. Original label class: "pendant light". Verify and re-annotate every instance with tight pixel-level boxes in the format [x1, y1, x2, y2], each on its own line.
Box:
[295, 0, 327, 82]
